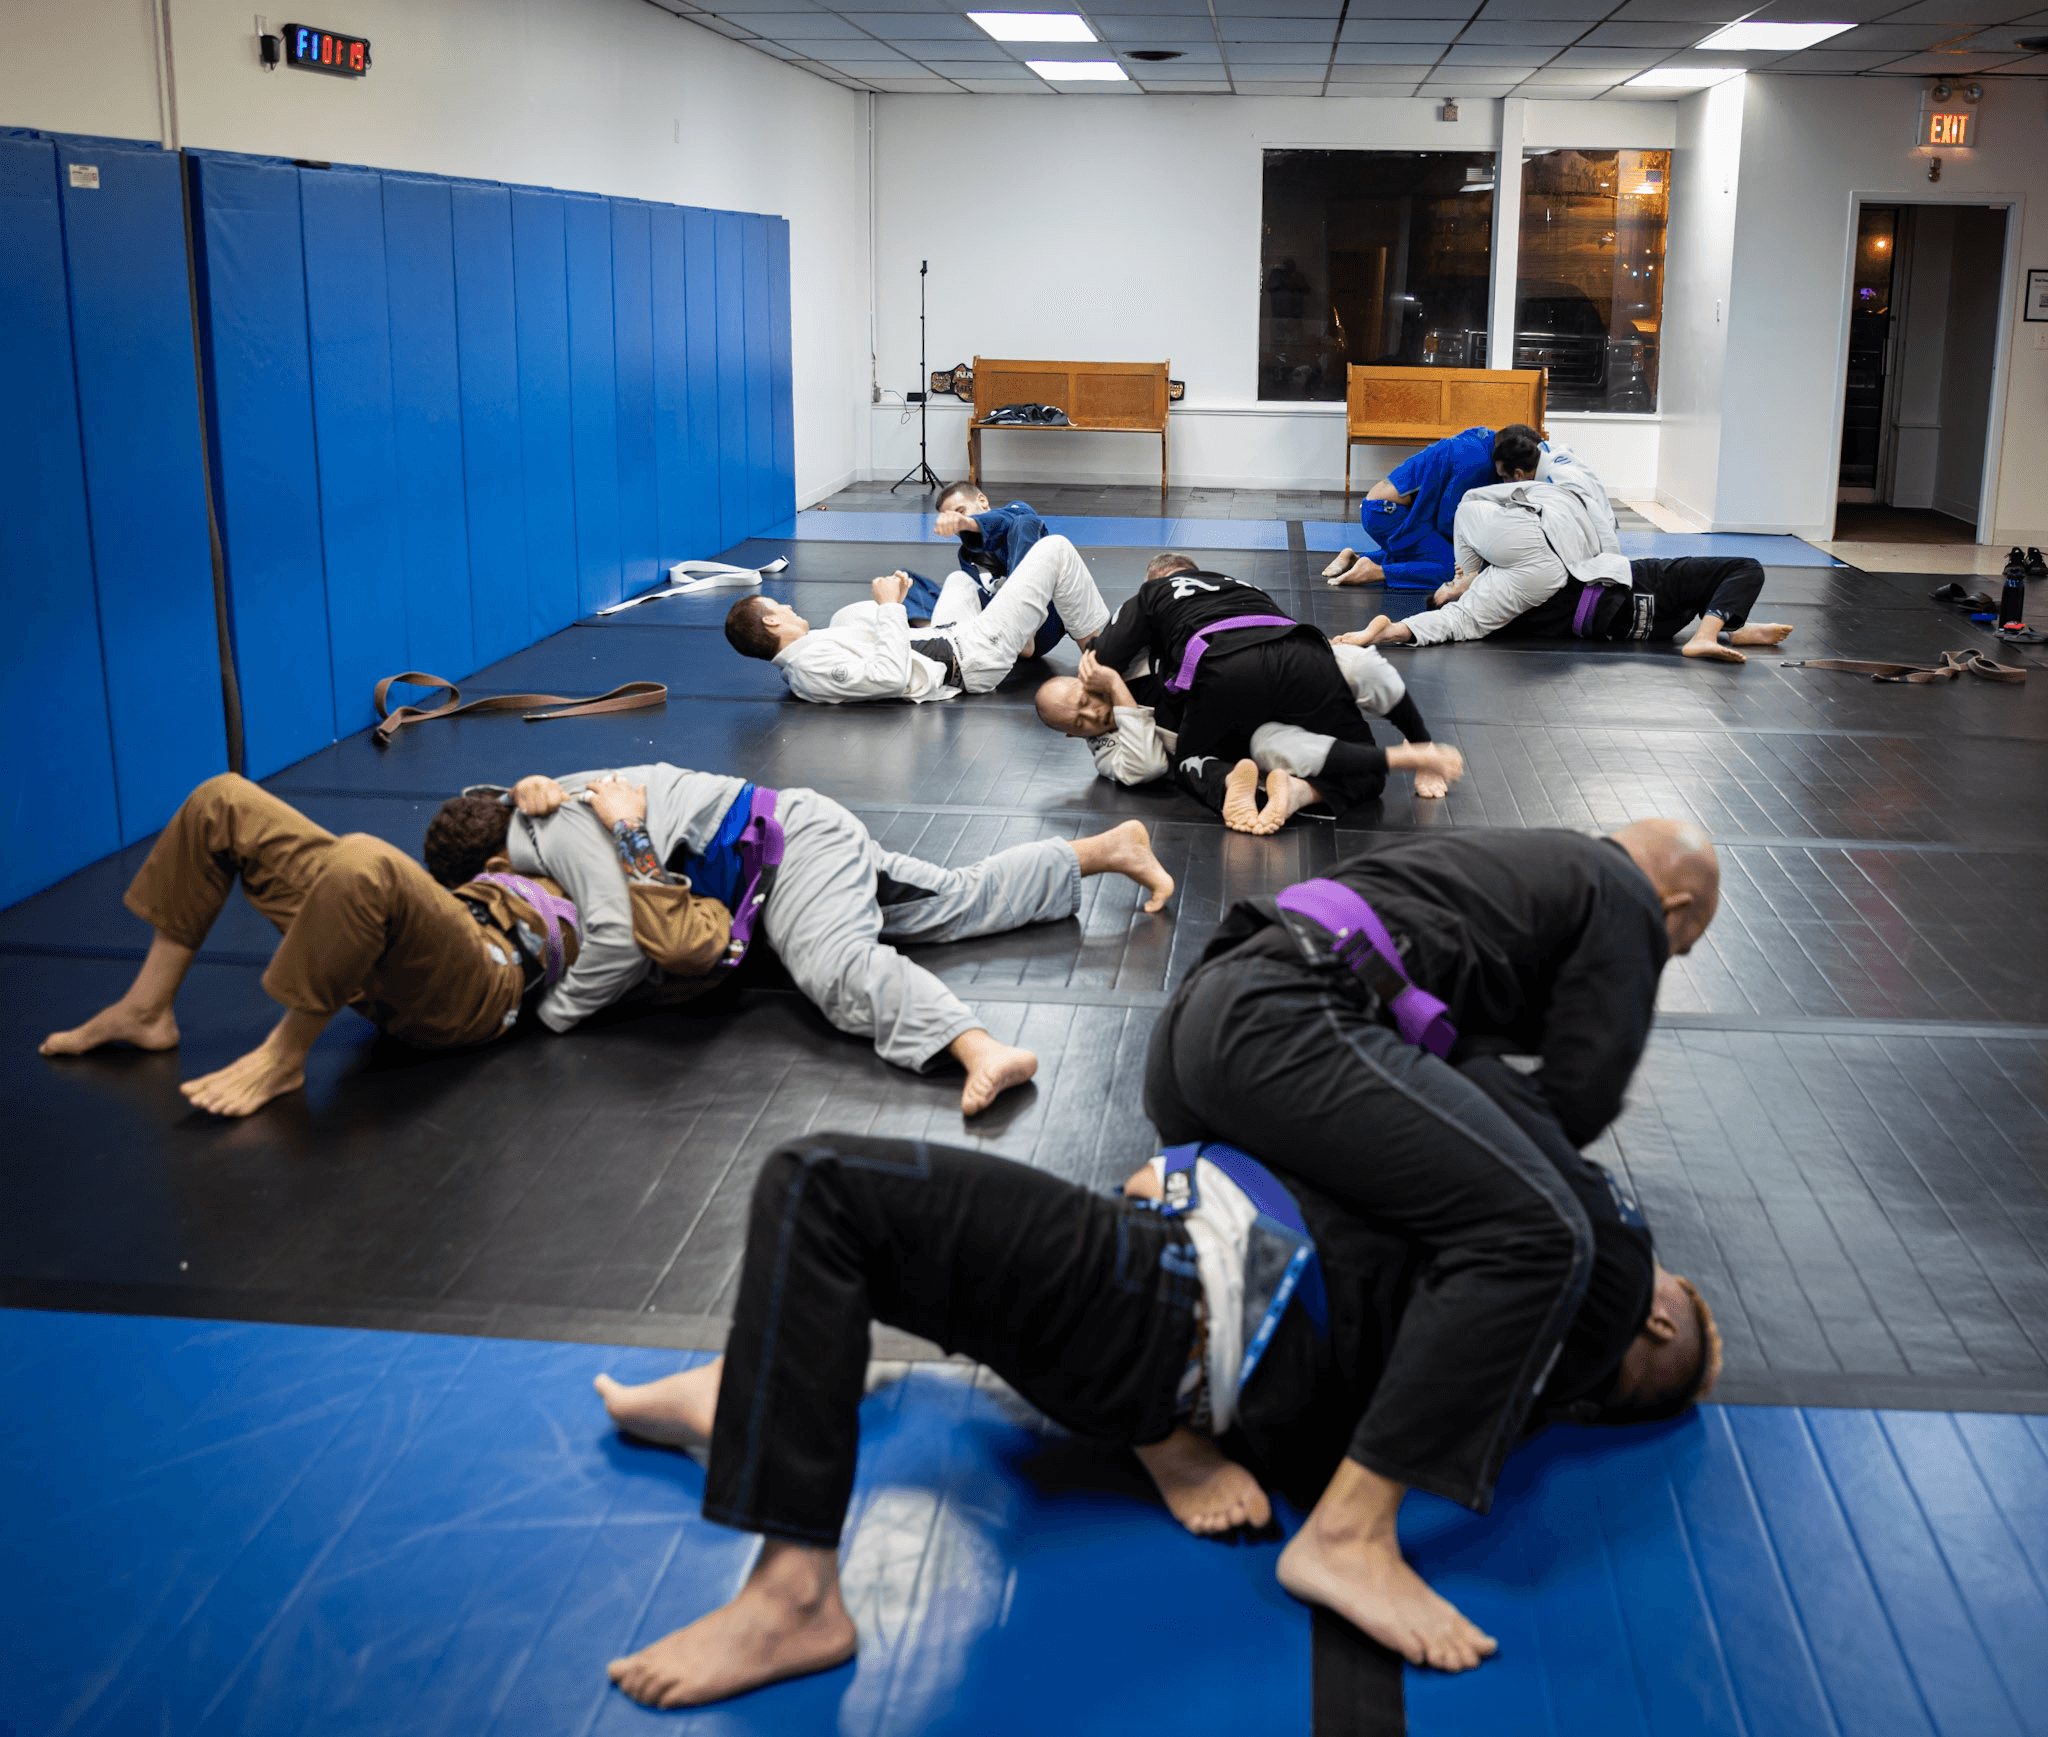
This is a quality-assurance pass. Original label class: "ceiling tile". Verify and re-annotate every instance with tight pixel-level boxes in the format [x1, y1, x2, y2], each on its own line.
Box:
[1579, 22, 1705, 46]
[1549, 46, 1662, 64]
[1421, 79, 1521, 92]
[1338, 19, 1461, 42]
[1459, 21, 1595, 43]
[1227, 40, 1336, 59]
[1598, 80, 1688, 95]
[953, 76, 1058, 89]
[1603, 0, 1754, 19]
[1876, 0, 2040, 20]
[1658, 46, 1796, 63]
[1518, 67, 1622, 83]
[1236, 80, 1332, 91]
[1441, 42, 1553, 61]
[1770, 48, 1910, 67]
[815, 52, 919, 69]
[722, 14, 870, 36]
[917, 57, 1038, 72]
[839, 13, 980, 36]
[1327, 82, 1431, 93]
[1475, 0, 1610, 16]
[1344, 0, 1482, 18]
[1212, 0, 1344, 12]
[1878, 47, 2033, 67]
[1832, 23, 1975, 47]
[1748, 0, 1902, 17]
[890, 38, 1017, 56]
[1081, 0, 1226, 10]
[1092, 17, 1219, 39]
[1331, 61, 1448, 77]
[1335, 41, 1452, 63]
[1219, 19, 1343, 40]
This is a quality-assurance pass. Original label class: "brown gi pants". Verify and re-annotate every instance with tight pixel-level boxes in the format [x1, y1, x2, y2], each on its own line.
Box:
[125, 774, 525, 1048]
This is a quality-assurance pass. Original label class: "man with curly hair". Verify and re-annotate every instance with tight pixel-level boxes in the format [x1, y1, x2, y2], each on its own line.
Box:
[36, 772, 651, 1116]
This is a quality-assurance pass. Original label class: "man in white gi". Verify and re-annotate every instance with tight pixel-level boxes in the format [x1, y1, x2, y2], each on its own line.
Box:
[724, 533, 1112, 704]
[426, 764, 1174, 1115]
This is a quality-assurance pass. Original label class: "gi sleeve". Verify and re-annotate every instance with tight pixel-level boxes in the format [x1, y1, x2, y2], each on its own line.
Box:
[1536, 882, 1668, 1146]
[1385, 437, 1440, 500]
[1088, 708, 1171, 784]
[508, 805, 656, 1032]
[1090, 585, 1155, 674]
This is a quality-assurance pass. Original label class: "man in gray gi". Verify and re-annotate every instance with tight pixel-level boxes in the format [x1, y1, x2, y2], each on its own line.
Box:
[426, 765, 1174, 1115]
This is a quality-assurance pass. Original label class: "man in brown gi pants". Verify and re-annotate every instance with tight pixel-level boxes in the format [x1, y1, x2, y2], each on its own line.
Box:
[37, 772, 625, 1116]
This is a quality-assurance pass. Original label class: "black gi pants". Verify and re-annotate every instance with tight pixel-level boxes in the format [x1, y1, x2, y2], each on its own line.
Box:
[1175, 636, 1387, 814]
[1145, 950, 1594, 1513]
[703, 1136, 1200, 1546]
[1625, 556, 1766, 638]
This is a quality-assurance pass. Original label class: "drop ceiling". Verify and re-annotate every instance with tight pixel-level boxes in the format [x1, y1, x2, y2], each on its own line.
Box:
[641, 0, 2048, 98]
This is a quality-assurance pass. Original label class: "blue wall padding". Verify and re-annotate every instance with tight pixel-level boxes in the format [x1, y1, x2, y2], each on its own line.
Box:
[564, 195, 622, 616]
[714, 211, 750, 552]
[448, 184, 531, 670]
[189, 152, 336, 780]
[769, 217, 796, 519]
[381, 176, 475, 682]
[299, 168, 407, 738]
[53, 138, 228, 845]
[648, 206, 695, 572]
[681, 208, 725, 565]
[743, 215, 777, 537]
[0, 137, 123, 907]
[611, 199, 661, 602]
[508, 190, 580, 644]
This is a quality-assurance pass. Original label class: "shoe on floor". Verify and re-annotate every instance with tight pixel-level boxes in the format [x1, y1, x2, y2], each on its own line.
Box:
[2028, 547, 2046, 580]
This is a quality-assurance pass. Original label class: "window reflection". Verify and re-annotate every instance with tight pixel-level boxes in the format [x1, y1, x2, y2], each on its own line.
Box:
[1260, 150, 1496, 402]
[1515, 149, 1669, 413]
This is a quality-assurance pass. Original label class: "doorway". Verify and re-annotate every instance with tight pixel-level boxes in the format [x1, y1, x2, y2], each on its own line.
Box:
[1835, 202, 2009, 545]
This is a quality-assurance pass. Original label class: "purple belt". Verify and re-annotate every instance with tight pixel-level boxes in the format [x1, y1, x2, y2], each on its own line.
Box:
[469, 872, 580, 985]
[1165, 614, 1299, 693]
[1571, 584, 1604, 637]
[1273, 878, 1456, 1058]
[722, 786, 786, 966]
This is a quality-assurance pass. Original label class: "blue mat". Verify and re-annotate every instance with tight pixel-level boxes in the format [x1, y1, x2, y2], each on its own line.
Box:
[6, 1307, 2043, 1736]
[769, 511, 1287, 551]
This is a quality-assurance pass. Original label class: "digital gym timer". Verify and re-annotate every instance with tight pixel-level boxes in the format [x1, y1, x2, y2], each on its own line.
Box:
[282, 24, 370, 77]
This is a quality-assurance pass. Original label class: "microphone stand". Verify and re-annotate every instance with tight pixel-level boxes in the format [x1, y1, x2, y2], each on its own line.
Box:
[891, 259, 942, 494]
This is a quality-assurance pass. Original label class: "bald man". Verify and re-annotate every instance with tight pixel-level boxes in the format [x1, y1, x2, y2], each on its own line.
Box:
[1144, 819, 1718, 1664]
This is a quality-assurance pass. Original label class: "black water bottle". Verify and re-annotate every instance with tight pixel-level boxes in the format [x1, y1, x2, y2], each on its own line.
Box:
[1998, 563, 2027, 628]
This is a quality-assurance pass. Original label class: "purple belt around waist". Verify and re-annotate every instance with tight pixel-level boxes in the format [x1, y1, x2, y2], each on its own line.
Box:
[722, 786, 786, 966]
[469, 872, 581, 985]
[1571, 584, 1604, 637]
[1273, 878, 1457, 1058]
[1164, 614, 1300, 693]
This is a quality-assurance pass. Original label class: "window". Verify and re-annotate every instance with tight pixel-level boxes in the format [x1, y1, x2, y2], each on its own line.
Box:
[1514, 149, 1670, 413]
[1259, 150, 1496, 402]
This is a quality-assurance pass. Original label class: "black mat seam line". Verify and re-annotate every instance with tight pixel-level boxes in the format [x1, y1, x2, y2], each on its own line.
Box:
[1288, 520, 1308, 554]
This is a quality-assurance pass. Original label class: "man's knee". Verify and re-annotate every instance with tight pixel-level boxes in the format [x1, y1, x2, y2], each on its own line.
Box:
[746, 1135, 921, 1220]
[183, 771, 261, 821]
[314, 834, 411, 900]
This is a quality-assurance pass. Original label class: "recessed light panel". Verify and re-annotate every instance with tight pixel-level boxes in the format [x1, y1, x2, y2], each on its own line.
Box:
[1026, 58, 1130, 79]
[969, 12, 1097, 43]
[1695, 22, 1855, 51]
[1626, 66, 1745, 87]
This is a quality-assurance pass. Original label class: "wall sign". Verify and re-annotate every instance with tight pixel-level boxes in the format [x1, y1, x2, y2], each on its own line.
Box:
[1922, 110, 1973, 147]
[2025, 270, 2048, 323]
[283, 24, 370, 77]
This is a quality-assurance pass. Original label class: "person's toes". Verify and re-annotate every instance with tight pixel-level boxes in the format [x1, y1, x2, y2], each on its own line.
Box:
[1321, 549, 1357, 579]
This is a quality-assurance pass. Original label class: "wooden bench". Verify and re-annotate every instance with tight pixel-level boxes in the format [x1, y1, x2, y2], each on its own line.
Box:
[967, 357, 1171, 493]
[1344, 365, 1548, 496]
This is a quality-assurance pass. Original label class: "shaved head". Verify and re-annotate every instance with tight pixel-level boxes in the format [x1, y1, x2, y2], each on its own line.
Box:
[1610, 817, 1719, 955]
[1036, 675, 1112, 738]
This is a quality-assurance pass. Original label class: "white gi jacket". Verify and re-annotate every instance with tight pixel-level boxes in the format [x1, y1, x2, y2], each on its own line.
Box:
[1410, 482, 1634, 646]
[772, 601, 956, 704]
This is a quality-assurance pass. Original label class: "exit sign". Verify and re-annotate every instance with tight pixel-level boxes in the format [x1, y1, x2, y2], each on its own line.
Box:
[1924, 110, 1972, 146]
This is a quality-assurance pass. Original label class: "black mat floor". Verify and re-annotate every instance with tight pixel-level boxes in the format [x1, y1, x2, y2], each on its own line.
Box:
[6, 535, 2046, 1415]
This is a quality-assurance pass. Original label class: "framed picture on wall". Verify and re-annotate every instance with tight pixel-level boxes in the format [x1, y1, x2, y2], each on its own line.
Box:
[2028, 269, 2048, 321]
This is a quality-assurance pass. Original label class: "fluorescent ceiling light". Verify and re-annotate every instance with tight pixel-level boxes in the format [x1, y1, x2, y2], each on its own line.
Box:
[1695, 21, 1855, 51]
[1626, 66, 1745, 88]
[969, 12, 1097, 42]
[1027, 58, 1130, 79]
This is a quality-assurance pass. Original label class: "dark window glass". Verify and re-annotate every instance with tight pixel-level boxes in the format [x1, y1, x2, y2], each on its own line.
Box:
[1259, 149, 1496, 402]
[1514, 148, 1669, 413]
[1838, 205, 1897, 491]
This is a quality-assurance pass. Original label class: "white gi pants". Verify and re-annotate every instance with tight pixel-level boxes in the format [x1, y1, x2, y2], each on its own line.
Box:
[760, 788, 1083, 1069]
[929, 534, 1112, 693]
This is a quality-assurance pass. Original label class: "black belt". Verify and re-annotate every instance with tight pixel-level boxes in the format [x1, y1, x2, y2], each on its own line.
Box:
[908, 634, 963, 689]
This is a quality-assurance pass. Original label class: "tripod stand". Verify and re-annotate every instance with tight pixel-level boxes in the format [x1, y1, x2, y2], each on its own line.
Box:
[891, 259, 943, 495]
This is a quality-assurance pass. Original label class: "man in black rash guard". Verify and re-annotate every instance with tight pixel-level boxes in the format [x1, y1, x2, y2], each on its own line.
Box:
[1037, 553, 1462, 833]
[1143, 817, 1721, 1668]
[591, 1118, 1717, 1708]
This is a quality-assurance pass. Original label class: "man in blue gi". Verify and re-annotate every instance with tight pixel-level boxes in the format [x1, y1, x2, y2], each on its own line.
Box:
[899, 481, 1067, 657]
[1324, 424, 1500, 591]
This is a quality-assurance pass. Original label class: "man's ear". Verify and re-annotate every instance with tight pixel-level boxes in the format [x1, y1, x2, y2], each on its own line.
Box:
[1660, 889, 1694, 918]
[1640, 1304, 1680, 1344]
[484, 854, 513, 873]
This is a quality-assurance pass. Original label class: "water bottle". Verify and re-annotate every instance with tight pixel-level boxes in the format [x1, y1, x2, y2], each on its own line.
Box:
[1998, 563, 2026, 628]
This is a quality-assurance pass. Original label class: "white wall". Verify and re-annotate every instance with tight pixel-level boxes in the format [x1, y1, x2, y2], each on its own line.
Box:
[869, 93, 1675, 495]
[0, 0, 870, 507]
[1654, 78, 1744, 529]
[1712, 74, 2048, 544]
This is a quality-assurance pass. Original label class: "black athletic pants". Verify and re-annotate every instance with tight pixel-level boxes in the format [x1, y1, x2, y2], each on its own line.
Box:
[1145, 950, 1594, 1513]
[703, 1136, 1199, 1545]
[1624, 555, 1766, 638]
[1174, 636, 1388, 814]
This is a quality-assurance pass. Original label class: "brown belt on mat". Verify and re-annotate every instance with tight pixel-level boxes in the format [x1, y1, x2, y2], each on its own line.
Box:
[372, 672, 668, 746]
[1784, 650, 2026, 685]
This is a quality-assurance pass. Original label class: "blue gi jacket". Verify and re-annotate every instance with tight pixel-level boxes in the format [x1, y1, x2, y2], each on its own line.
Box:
[906, 499, 1067, 651]
[1360, 425, 1498, 590]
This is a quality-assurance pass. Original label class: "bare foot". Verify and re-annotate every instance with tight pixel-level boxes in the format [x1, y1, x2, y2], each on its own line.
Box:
[1278, 1520, 1497, 1673]
[1680, 638, 1747, 663]
[608, 1539, 856, 1709]
[179, 1042, 305, 1117]
[40, 1001, 180, 1056]
[1135, 1428, 1273, 1537]
[1253, 769, 1320, 835]
[952, 1029, 1038, 1115]
[1730, 622, 1794, 647]
[1329, 558, 1385, 588]
[1321, 548, 1359, 580]
[1082, 818, 1175, 913]
[1221, 759, 1263, 834]
[1414, 772, 1448, 800]
[596, 1360, 722, 1449]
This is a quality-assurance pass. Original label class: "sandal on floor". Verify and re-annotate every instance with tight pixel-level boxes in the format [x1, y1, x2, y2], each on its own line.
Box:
[1786, 649, 2026, 684]
[1995, 623, 2048, 646]
[1929, 583, 1998, 611]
